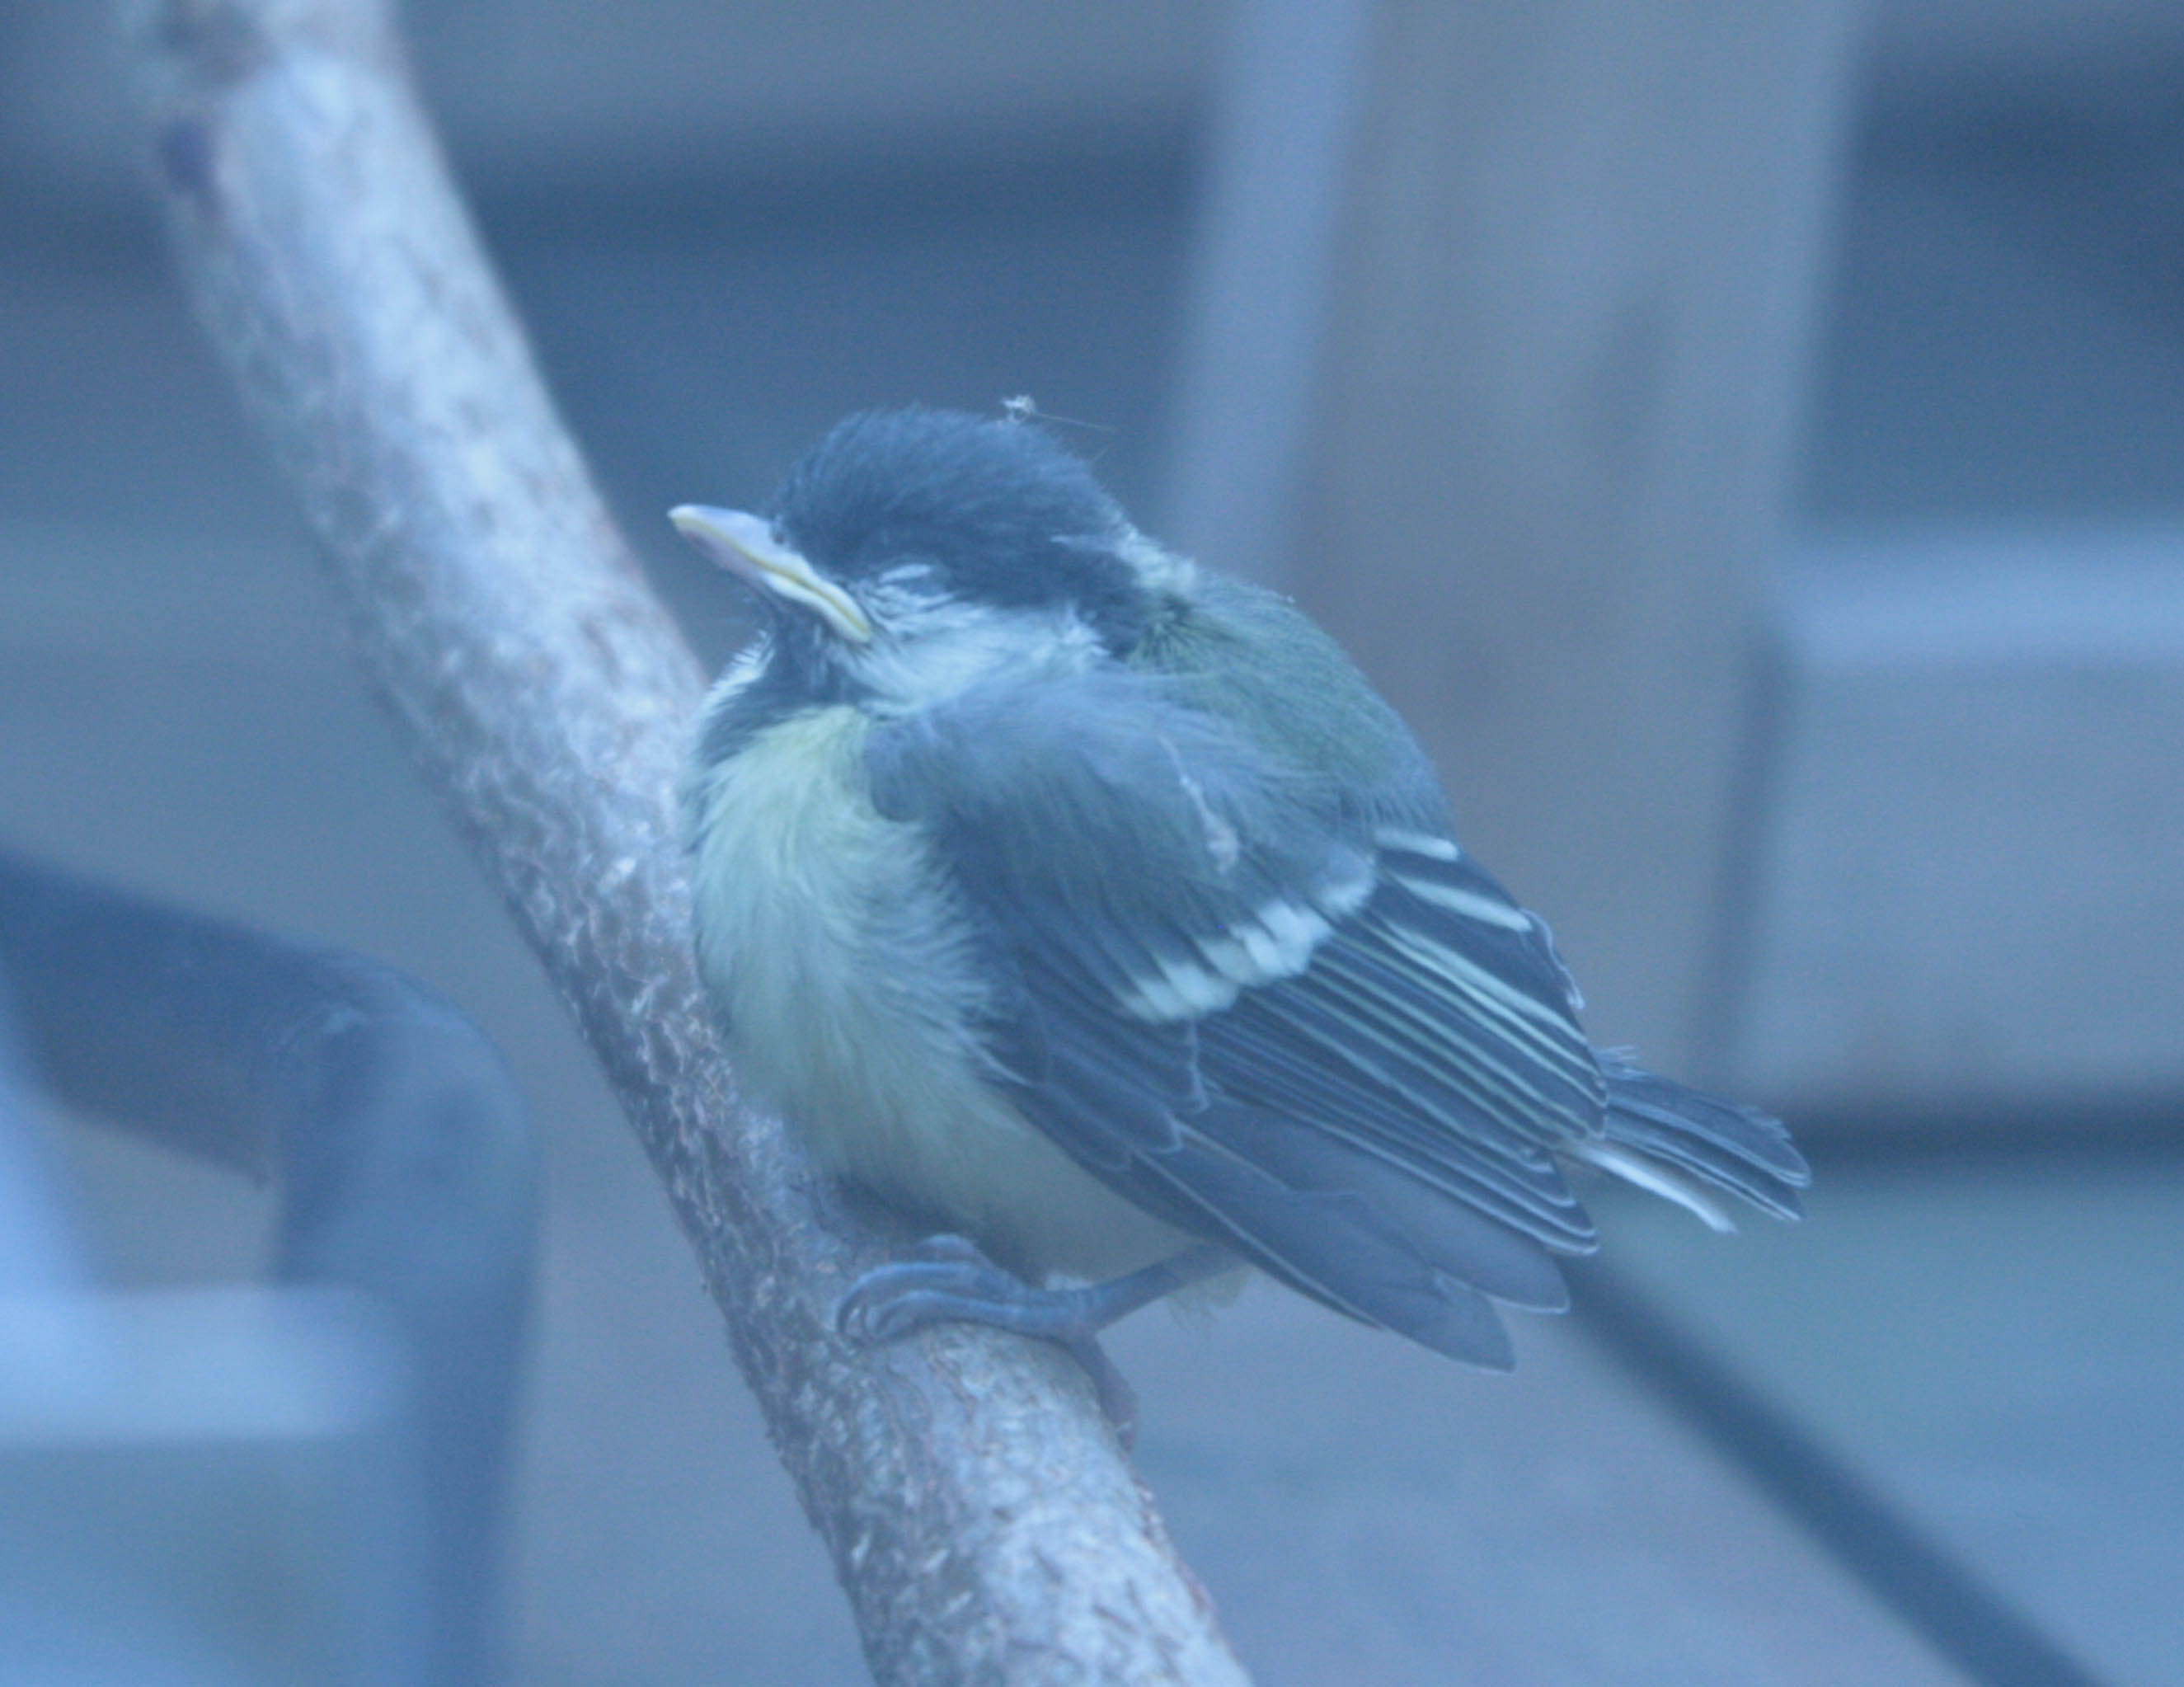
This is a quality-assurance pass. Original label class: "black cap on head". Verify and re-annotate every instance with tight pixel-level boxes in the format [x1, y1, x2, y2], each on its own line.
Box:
[772, 408, 1148, 642]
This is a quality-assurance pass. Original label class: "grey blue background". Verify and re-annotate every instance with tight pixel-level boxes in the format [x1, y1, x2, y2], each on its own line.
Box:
[2, 3, 2180, 1682]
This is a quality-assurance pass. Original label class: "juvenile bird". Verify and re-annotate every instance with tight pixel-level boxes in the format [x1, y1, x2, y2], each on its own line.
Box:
[674, 407, 1806, 1410]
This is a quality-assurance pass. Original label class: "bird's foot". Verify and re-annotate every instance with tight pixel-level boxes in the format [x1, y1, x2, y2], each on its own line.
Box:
[835, 1234, 1034, 1343]
[834, 1237, 1233, 1445]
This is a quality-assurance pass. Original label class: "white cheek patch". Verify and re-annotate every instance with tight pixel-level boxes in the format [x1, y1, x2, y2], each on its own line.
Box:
[846, 598, 1105, 712]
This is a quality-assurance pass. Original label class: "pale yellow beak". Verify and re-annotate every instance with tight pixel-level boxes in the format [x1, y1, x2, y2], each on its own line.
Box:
[669, 505, 874, 644]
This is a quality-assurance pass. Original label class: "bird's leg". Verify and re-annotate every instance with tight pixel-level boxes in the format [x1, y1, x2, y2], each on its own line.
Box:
[837, 1236, 1233, 1342]
[836, 1238, 1233, 1441]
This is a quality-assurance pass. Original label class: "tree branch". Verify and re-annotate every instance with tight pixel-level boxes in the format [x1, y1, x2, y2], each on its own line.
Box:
[119, 2, 1247, 1680]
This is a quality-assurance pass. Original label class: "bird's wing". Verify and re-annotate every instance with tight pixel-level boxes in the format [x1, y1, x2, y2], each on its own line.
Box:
[866, 667, 1607, 1366]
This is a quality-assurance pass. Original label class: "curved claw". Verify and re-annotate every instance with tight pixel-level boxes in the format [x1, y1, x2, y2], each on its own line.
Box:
[907, 1234, 988, 1265]
[834, 1234, 1151, 1442]
[834, 1239, 1036, 1344]
[833, 1236, 1232, 1445]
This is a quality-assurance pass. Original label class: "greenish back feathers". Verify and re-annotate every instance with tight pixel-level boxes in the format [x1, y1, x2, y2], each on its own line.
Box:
[1133, 573, 1443, 825]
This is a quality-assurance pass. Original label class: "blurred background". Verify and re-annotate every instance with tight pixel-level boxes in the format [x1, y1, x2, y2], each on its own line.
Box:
[2, 1, 2180, 1681]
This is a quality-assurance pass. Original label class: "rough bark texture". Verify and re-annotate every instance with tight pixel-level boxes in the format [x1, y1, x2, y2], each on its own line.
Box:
[119, 2, 1247, 1680]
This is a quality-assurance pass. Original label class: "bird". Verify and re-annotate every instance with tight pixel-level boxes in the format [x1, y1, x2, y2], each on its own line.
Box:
[673, 406, 1807, 1417]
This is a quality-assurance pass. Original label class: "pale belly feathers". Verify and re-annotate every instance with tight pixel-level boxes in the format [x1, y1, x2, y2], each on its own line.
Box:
[685, 703, 1189, 1281]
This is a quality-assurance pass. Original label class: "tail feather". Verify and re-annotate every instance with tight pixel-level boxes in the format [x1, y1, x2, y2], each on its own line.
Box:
[1589, 1056, 1810, 1222]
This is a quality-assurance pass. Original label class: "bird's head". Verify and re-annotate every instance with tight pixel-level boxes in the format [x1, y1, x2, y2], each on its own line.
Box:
[672, 408, 1191, 712]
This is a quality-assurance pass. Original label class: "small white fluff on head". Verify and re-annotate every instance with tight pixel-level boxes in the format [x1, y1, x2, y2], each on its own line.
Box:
[1118, 528, 1200, 598]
